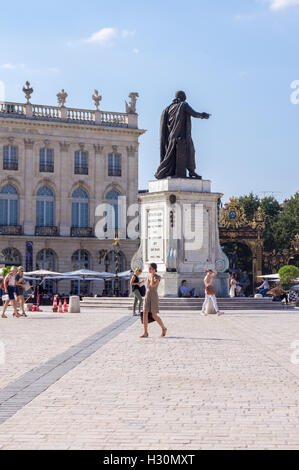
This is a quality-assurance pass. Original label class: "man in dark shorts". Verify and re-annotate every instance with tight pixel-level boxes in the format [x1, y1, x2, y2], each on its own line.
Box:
[1, 266, 20, 318]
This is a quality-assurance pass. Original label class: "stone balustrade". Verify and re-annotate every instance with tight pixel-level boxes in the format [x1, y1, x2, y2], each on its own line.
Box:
[0, 101, 131, 127]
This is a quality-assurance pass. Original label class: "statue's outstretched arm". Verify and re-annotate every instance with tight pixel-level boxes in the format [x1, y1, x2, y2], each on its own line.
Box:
[185, 103, 210, 119]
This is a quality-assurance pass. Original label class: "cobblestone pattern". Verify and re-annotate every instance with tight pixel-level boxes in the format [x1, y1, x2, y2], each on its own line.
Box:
[0, 310, 299, 450]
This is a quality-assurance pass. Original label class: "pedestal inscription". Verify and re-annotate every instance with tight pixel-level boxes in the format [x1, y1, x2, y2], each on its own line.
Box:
[146, 209, 164, 263]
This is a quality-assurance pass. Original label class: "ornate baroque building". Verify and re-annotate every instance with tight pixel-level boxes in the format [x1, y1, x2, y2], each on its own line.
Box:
[0, 83, 145, 293]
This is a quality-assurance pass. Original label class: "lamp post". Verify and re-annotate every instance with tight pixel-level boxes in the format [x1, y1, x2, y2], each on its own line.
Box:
[113, 237, 120, 297]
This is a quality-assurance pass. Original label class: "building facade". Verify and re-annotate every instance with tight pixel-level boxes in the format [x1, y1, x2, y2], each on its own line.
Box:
[0, 83, 145, 294]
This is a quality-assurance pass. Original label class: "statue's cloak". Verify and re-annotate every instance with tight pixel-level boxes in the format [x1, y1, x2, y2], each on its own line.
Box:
[155, 100, 196, 179]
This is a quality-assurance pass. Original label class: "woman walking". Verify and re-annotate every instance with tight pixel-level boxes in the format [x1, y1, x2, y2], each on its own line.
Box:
[140, 263, 167, 338]
[1, 266, 20, 318]
[15, 266, 27, 317]
[130, 268, 143, 316]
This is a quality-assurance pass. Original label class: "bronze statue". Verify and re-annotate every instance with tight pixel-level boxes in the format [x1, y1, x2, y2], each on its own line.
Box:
[155, 91, 210, 180]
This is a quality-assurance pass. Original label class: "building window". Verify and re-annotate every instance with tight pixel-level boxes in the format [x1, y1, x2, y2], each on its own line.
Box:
[71, 249, 90, 295]
[3, 146, 18, 170]
[74, 151, 88, 175]
[0, 247, 22, 266]
[36, 187, 55, 227]
[72, 188, 89, 228]
[106, 190, 121, 232]
[36, 249, 57, 293]
[39, 148, 54, 173]
[108, 153, 121, 176]
[0, 184, 19, 226]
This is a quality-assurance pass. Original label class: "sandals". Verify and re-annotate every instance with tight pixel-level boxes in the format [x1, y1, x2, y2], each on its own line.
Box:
[140, 333, 149, 338]
[13, 312, 21, 318]
[1, 314, 7, 318]
[161, 327, 167, 337]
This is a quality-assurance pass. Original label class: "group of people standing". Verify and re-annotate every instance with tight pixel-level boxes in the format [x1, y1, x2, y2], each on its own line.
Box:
[1, 266, 28, 318]
[131, 266, 223, 338]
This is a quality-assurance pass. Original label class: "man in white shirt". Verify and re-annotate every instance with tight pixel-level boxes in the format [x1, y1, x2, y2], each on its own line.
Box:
[257, 279, 270, 297]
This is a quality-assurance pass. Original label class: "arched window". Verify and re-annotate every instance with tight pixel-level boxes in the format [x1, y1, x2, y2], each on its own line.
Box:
[72, 189, 89, 228]
[0, 185, 19, 226]
[71, 249, 90, 294]
[3, 146, 18, 170]
[108, 153, 121, 177]
[36, 248, 57, 271]
[0, 247, 22, 265]
[74, 151, 88, 175]
[106, 190, 121, 232]
[36, 249, 57, 293]
[36, 186, 55, 227]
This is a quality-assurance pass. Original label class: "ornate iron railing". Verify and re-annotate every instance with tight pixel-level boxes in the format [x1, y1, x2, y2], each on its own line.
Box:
[71, 227, 93, 237]
[35, 226, 58, 236]
[0, 225, 22, 235]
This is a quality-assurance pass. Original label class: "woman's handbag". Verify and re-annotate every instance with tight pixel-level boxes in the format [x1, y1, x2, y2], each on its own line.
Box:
[140, 312, 156, 323]
[139, 285, 146, 297]
[206, 285, 216, 295]
[2, 294, 9, 302]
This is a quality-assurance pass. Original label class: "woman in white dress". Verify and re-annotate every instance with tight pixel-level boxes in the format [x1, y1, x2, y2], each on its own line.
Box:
[229, 272, 237, 298]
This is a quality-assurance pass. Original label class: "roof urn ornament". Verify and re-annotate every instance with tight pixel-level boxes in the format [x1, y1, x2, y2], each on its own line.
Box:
[57, 89, 68, 107]
[22, 81, 33, 104]
[92, 90, 102, 110]
[125, 92, 139, 113]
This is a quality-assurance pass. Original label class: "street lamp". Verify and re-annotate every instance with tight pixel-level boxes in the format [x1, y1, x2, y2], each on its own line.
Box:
[113, 237, 120, 297]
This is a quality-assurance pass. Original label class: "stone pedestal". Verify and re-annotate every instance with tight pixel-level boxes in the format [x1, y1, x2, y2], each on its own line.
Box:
[136, 178, 229, 298]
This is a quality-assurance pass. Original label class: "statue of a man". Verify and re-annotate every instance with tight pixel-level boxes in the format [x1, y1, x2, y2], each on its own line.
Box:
[155, 91, 210, 180]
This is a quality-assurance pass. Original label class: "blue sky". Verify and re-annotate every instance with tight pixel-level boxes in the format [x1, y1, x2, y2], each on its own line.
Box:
[0, 0, 298, 203]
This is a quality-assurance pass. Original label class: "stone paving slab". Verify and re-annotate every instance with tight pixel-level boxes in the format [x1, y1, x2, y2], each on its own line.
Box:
[0, 309, 299, 449]
[0, 307, 125, 390]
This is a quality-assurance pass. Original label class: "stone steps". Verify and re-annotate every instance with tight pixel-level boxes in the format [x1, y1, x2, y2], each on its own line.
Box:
[81, 297, 294, 311]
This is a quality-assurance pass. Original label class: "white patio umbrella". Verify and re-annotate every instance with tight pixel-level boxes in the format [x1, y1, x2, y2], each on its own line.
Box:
[118, 270, 132, 279]
[24, 269, 62, 277]
[257, 274, 280, 280]
[62, 269, 115, 279]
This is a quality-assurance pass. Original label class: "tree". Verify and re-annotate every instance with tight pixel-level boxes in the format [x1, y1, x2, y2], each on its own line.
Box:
[259, 196, 282, 251]
[1, 266, 12, 279]
[239, 192, 260, 221]
[272, 192, 299, 249]
[278, 265, 299, 288]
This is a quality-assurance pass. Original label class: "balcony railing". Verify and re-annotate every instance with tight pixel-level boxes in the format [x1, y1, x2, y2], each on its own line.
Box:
[35, 226, 58, 236]
[39, 164, 54, 173]
[75, 167, 88, 175]
[3, 162, 18, 171]
[108, 169, 122, 177]
[71, 227, 93, 237]
[0, 101, 131, 128]
[0, 225, 22, 235]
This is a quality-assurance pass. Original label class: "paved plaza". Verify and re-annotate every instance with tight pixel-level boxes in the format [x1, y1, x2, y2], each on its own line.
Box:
[0, 305, 299, 450]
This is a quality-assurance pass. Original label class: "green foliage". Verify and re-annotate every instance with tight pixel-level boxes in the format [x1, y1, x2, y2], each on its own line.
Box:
[239, 192, 260, 221]
[1, 265, 12, 279]
[271, 192, 299, 250]
[237, 192, 298, 251]
[278, 265, 299, 288]
[260, 196, 282, 251]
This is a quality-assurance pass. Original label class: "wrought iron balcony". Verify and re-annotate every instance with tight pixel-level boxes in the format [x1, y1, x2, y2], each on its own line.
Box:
[39, 164, 54, 173]
[35, 226, 58, 236]
[71, 227, 93, 237]
[74, 167, 88, 175]
[0, 225, 22, 235]
[108, 169, 122, 177]
[3, 162, 18, 171]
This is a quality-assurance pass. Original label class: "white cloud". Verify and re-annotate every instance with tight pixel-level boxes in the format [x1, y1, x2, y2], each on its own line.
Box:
[122, 29, 135, 38]
[68, 27, 136, 47]
[267, 0, 299, 10]
[1, 63, 17, 70]
[85, 27, 118, 45]
[132, 48, 139, 54]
